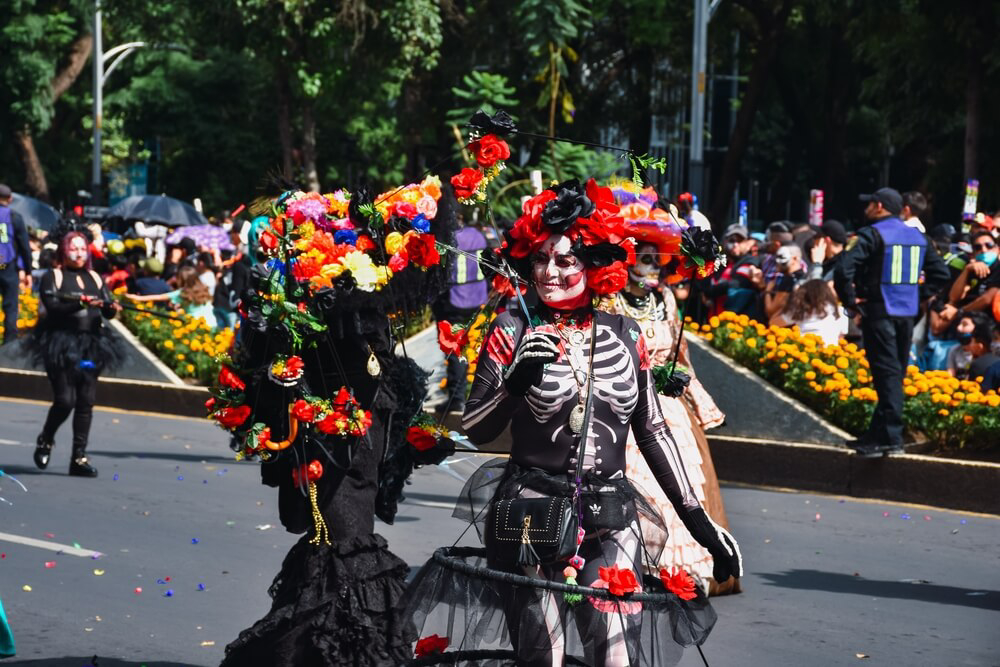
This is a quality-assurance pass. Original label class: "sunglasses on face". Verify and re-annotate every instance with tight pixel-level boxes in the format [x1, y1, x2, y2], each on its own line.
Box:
[972, 242, 996, 251]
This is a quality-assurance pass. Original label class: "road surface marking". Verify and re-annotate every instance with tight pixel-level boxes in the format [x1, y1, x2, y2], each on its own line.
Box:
[0, 531, 101, 557]
[0, 438, 24, 446]
[403, 499, 455, 510]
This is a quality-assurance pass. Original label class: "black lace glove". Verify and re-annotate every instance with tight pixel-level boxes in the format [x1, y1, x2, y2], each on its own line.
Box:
[682, 507, 743, 583]
[503, 331, 560, 395]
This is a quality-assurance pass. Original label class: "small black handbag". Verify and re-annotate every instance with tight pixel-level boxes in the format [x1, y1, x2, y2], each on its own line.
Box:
[485, 320, 597, 568]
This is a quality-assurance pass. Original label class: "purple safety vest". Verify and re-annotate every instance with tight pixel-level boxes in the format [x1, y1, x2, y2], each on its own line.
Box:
[449, 226, 488, 310]
[873, 217, 927, 317]
[0, 206, 17, 266]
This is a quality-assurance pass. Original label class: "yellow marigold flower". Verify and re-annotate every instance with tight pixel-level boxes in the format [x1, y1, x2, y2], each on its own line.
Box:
[835, 356, 849, 370]
[704, 333, 714, 342]
[164, 340, 174, 350]
[176, 354, 185, 361]
[938, 409, 949, 417]
[746, 338, 757, 349]
[186, 364, 195, 374]
[904, 386, 918, 397]
[805, 371, 816, 380]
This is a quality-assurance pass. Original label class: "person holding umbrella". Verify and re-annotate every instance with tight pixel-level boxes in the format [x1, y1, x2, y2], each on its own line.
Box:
[0, 184, 34, 344]
[26, 227, 125, 477]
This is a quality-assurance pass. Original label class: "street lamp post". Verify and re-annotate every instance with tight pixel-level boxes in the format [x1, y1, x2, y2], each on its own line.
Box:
[689, 0, 723, 202]
[90, 0, 150, 206]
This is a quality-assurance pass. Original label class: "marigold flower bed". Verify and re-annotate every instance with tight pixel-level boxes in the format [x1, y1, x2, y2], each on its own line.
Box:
[119, 306, 234, 385]
[690, 311, 998, 451]
[0, 291, 39, 340]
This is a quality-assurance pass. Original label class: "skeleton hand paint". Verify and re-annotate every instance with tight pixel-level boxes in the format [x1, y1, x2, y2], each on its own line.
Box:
[503, 330, 561, 395]
[531, 234, 590, 310]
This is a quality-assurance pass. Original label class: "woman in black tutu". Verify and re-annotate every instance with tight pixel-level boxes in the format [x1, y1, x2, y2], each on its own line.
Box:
[28, 229, 124, 477]
[404, 179, 742, 666]
[208, 183, 455, 666]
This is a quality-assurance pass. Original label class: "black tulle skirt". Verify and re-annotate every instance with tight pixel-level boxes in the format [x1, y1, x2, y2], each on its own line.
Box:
[24, 325, 126, 376]
[221, 533, 416, 667]
[402, 459, 717, 666]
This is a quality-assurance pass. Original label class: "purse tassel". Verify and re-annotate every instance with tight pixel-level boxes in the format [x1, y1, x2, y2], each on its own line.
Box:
[517, 516, 541, 566]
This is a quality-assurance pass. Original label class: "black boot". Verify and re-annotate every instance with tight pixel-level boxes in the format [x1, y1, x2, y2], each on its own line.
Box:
[34, 434, 54, 470]
[69, 451, 98, 478]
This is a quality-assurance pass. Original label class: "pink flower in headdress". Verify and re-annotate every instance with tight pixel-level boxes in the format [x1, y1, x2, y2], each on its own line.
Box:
[416, 195, 438, 220]
[286, 196, 330, 225]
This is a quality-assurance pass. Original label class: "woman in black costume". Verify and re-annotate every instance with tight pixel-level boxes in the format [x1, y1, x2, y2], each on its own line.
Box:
[29, 230, 124, 477]
[404, 179, 742, 666]
[210, 184, 455, 666]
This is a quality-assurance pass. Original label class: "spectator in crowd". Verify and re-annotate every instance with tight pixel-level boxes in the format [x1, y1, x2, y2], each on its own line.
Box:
[0, 183, 33, 344]
[212, 248, 250, 331]
[947, 230, 999, 313]
[834, 187, 950, 457]
[195, 251, 217, 293]
[131, 258, 172, 296]
[764, 243, 808, 323]
[928, 224, 966, 281]
[945, 311, 990, 378]
[676, 192, 712, 231]
[759, 221, 794, 285]
[790, 221, 819, 255]
[772, 278, 849, 346]
[968, 212, 996, 240]
[807, 219, 848, 282]
[129, 265, 217, 329]
[163, 237, 196, 283]
[964, 319, 1000, 390]
[700, 224, 763, 319]
[900, 191, 928, 233]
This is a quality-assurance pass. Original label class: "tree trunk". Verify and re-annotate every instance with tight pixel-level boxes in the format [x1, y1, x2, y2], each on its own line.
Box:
[962, 48, 981, 184]
[707, 0, 793, 224]
[301, 102, 320, 193]
[13, 130, 50, 201]
[51, 33, 94, 101]
[275, 73, 294, 180]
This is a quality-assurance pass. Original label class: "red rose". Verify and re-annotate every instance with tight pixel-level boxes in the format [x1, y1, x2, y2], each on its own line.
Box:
[414, 634, 449, 658]
[291, 399, 315, 423]
[508, 211, 551, 259]
[392, 201, 418, 220]
[585, 178, 619, 217]
[469, 134, 511, 168]
[598, 564, 639, 597]
[315, 413, 342, 435]
[660, 567, 698, 601]
[403, 233, 441, 268]
[284, 356, 304, 376]
[214, 405, 252, 430]
[259, 230, 279, 253]
[450, 168, 484, 200]
[218, 366, 246, 391]
[406, 426, 437, 452]
[256, 427, 271, 449]
[586, 261, 628, 295]
[521, 189, 557, 222]
[388, 253, 409, 273]
[204, 397, 216, 412]
[437, 321, 469, 357]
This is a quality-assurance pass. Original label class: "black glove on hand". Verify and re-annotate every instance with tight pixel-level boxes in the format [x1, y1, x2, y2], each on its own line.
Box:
[504, 331, 560, 395]
[682, 507, 743, 584]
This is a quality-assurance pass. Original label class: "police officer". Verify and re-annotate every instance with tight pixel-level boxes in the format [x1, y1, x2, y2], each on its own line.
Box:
[835, 187, 949, 457]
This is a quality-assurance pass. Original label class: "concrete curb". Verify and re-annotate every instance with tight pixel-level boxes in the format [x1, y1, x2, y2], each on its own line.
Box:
[707, 434, 999, 515]
[0, 368, 208, 417]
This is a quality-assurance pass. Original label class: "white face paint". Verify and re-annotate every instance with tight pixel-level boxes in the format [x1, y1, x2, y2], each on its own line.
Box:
[531, 234, 589, 310]
[628, 242, 661, 291]
[65, 236, 89, 268]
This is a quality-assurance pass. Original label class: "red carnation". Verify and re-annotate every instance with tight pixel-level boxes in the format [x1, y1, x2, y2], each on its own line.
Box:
[291, 399, 315, 423]
[218, 366, 246, 391]
[598, 564, 640, 597]
[437, 321, 469, 357]
[585, 178, 619, 216]
[214, 405, 252, 430]
[451, 168, 484, 200]
[315, 413, 342, 435]
[414, 634, 449, 658]
[469, 134, 511, 168]
[587, 261, 628, 295]
[406, 426, 437, 452]
[284, 356, 304, 376]
[204, 397, 216, 411]
[660, 567, 698, 601]
[403, 233, 441, 268]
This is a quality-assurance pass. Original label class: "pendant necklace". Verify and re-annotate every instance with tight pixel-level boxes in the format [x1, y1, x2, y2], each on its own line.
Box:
[619, 294, 657, 339]
[556, 322, 590, 435]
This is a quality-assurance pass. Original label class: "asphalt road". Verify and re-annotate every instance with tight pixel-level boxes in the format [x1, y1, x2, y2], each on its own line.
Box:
[0, 397, 997, 667]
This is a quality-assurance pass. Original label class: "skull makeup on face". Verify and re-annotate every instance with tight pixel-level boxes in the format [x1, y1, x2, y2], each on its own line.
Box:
[65, 235, 90, 269]
[531, 234, 590, 310]
[628, 242, 661, 292]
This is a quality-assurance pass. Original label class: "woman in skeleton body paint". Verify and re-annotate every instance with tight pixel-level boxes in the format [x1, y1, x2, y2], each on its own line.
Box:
[404, 179, 741, 667]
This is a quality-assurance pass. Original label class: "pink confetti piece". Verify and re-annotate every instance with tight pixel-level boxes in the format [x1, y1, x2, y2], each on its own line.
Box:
[44, 561, 56, 569]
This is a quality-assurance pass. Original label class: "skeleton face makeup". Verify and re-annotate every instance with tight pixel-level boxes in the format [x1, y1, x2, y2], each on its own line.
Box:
[65, 236, 89, 269]
[531, 234, 590, 310]
[628, 242, 661, 292]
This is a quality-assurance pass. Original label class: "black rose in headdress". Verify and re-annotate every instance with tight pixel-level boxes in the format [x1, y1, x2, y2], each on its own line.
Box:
[652, 366, 692, 398]
[467, 109, 517, 137]
[681, 227, 722, 264]
[541, 179, 596, 234]
[348, 185, 375, 228]
[571, 238, 627, 268]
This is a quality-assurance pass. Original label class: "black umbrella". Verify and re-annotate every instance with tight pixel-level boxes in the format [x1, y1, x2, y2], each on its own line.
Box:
[10, 193, 60, 231]
[104, 194, 208, 227]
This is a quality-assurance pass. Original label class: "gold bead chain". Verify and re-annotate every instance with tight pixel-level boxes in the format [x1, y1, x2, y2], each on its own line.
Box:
[307, 481, 331, 546]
